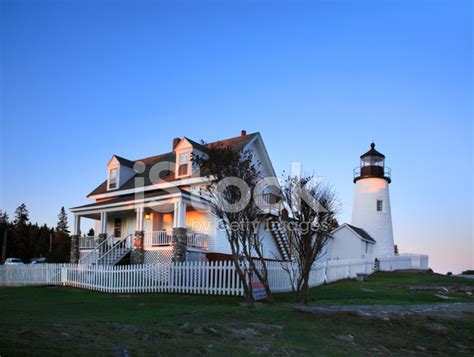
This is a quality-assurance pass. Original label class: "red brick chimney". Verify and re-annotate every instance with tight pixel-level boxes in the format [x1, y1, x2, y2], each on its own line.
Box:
[241, 130, 247, 136]
[172, 137, 181, 150]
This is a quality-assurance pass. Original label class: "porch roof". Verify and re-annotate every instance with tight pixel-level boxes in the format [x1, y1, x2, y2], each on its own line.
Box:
[71, 188, 194, 212]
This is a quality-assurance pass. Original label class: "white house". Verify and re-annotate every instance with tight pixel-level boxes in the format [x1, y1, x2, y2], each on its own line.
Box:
[70, 131, 288, 265]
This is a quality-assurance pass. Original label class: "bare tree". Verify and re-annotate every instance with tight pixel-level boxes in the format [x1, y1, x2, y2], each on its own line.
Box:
[280, 175, 339, 303]
[193, 143, 273, 302]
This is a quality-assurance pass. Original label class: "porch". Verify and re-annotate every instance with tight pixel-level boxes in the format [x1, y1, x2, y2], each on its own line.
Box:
[71, 192, 213, 265]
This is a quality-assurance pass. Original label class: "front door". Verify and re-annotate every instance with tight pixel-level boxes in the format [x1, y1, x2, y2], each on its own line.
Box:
[114, 218, 122, 239]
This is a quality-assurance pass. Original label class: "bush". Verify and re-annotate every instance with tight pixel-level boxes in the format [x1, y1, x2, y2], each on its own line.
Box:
[461, 270, 474, 275]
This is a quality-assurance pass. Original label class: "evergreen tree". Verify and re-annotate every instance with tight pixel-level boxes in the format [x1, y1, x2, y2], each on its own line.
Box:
[56, 207, 70, 234]
[12, 204, 30, 261]
[14, 203, 29, 226]
[0, 210, 9, 263]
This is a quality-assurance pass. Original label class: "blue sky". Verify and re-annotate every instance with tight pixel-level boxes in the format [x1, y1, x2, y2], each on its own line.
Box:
[1, 0, 472, 273]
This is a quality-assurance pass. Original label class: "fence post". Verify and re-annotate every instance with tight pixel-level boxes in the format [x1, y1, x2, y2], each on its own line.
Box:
[60, 267, 67, 286]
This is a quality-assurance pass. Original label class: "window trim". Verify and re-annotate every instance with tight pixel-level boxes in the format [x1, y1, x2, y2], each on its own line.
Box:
[175, 149, 192, 178]
[108, 167, 120, 190]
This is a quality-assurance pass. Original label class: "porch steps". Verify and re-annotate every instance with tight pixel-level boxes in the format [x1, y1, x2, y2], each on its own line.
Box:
[79, 234, 133, 266]
[269, 219, 290, 260]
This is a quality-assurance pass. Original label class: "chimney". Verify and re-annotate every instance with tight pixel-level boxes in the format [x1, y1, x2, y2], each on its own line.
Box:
[172, 137, 181, 150]
[241, 130, 247, 137]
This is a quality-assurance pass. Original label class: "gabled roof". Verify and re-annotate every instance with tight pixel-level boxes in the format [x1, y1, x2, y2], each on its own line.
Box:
[88, 132, 259, 197]
[331, 223, 376, 243]
[113, 155, 135, 168]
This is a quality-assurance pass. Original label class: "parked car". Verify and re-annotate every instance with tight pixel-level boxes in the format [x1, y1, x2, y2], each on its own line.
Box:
[4, 258, 24, 265]
[30, 257, 46, 264]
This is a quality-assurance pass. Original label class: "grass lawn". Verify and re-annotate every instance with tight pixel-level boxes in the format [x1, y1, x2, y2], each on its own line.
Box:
[1, 271, 473, 356]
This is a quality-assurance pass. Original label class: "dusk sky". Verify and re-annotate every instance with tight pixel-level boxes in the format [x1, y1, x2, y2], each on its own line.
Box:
[1, 1, 472, 273]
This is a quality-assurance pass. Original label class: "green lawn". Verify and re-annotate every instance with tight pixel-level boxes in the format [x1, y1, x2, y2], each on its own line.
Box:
[1, 272, 473, 356]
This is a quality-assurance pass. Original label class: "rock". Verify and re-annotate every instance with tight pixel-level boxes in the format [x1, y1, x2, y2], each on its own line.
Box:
[425, 323, 449, 335]
[60, 332, 70, 337]
[203, 326, 220, 336]
[249, 322, 284, 330]
[112, 344, 129, 357]
[441, 287, 449, 293]
[178, 322, 191, 329]
[335, 334, 355, 343]
[360, 288, 375, 293]
[113, 323, 139, 334]
[416, 345, 426, 352]
[434, 294, 453, 300]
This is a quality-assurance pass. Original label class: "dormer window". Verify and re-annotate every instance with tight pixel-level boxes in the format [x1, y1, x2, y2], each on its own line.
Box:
[178, 152, 189, 176]
[108, 168, 118, 189]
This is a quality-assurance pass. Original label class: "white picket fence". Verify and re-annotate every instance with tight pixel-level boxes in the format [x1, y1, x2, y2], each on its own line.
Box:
[378, 254, 429, 271]
[0, 258, 376, 296]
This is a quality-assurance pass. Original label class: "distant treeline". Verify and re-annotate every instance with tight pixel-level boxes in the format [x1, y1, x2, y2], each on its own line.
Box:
[0, 204, 71, 263]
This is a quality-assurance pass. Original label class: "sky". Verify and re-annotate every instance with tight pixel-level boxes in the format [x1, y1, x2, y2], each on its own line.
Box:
[1, 0, 472, 274]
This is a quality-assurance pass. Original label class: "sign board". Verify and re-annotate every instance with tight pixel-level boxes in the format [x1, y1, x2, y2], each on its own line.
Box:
[252, 275, 267, 300]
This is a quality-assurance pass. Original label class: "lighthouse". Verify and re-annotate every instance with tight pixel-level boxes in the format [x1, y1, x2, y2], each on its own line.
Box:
[351, 143, 395, 258]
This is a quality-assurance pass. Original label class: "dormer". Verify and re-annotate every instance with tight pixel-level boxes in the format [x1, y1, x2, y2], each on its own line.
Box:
[107, 155, 136, 191]
[172, 137, 206, 178]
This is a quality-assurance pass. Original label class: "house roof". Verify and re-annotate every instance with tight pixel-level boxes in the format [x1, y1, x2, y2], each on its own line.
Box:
[360, 143, 385, 159]
[88, 132, 258, 197]
[113, 155, 135, 168]
[73, 188, 187, 211]
[332, 223, 376, 244]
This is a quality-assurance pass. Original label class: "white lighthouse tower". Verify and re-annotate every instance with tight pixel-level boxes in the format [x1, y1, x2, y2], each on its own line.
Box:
[351, 143, 395, 258]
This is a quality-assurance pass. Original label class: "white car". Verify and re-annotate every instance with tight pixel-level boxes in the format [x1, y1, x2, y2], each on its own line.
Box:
[4, 258, 24, 265]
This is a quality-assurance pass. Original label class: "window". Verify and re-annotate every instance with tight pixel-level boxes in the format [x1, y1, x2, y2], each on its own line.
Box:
[178, 152, 189, 176]
[109, 168, 118, 189]
[376, 199, 383, 212]
[114, 218, 122, 238]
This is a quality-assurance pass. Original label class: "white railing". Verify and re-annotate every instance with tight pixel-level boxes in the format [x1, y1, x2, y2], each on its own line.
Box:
[144, 231, 172, 247]
[97, 234, 133, 265]
[187, 232, 208, 250]
[144, 231, 208, 250]
[0, 258, 375, 295]
[79, 236, 99, 249]
[79, 234, 132, 265]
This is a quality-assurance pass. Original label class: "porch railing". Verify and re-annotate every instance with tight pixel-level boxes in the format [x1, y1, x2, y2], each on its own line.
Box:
[144, 230, 208, 250]
[144, 231, 172, 247]
[79, 236, 99, 249]
[187, 232, 208, 250]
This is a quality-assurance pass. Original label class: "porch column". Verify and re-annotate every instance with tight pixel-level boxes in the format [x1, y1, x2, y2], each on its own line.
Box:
[131, 206, 145, 265]
[70, 214, 81, 264]
[173, 200, 187, 228]
[172, 198, 187, 262]
[135, 206, 144, 231]
[99, 211, 108, 243]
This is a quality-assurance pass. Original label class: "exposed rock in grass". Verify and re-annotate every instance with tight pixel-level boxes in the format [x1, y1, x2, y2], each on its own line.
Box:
[360, 288, 375, 293]
[295, 303, 474, 320]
